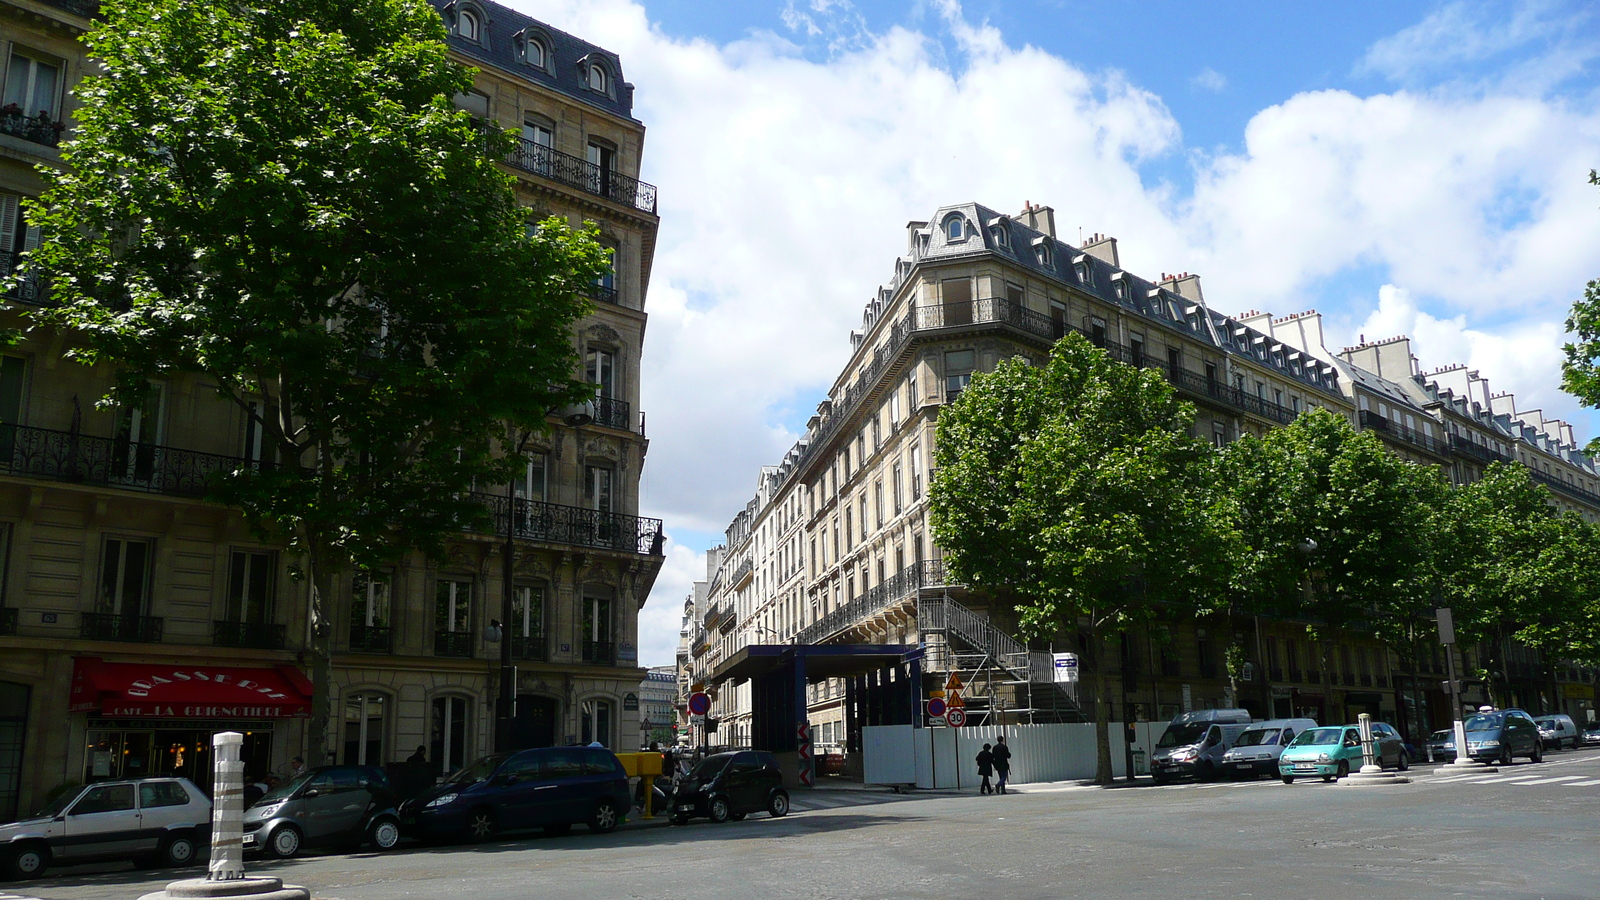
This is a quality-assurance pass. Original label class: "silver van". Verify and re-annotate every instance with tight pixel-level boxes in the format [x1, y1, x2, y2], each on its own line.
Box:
[1219, 718, 1319, 779]
[1151, 709, 1254, 782]
[1533, 714, 1580, 751]
[0, 777, 210, 880]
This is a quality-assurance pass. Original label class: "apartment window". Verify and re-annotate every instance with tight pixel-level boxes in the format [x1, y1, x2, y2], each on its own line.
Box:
[113, 385, 165, 483]
[582, 595, 614, 658]
[430, 696, 469, 777]
[435, 578, 471, 634]
[514, 454, 547, 503]
[1112, 278, 1128, 302]
[588, 63, 609, 94]
[99, 538, 152, 616]
[1074, 260, 1090, 283]
[343, 692, 387, 766]
[350, 571, 390, 649]
[941, 277, 972, 325]
[910, 443, 922, 499]
[1035, 241, 1052, 266]
[844, 508, 853, 547]
[225, 550, 274, 624]
[241, 400, 276, 468]
[587, 348, 616, 399]
[944, 350, 974, 398]
[906, 370, 919, 410]
[581, 698, 613, 747]
[944, 215, 964, 241]
[1256, 381, 1266, 400]
[832, 522, 839, 559]
[1130, 334, 1145, 367]
[586, 141, 615, 197]
[585, 465, 613, 512]
[513, 584, 544, 644]
[892, 464, 903, 514]
[990, 224, 1009, 248]
[1005, 282, 1024, 306]
[874, 481, 884, 529]
[859, 494, 868, 539]
[1167, 347, 1182, 372]
[0, 355, 25, 462]
[888, 389, 900, 425]
[4, 50, 60, 118]
[1292, 396, 1301, 414]
[522, 37, 547, 69]
[1212, 424, 1226, 449]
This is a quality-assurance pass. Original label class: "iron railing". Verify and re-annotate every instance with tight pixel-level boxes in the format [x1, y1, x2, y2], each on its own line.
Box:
[0, 111, 63, 148]
[590, 396, 631, 431]
[0, 422, 255, 499]
[1359, 410, 1450, 456]
[511, 634, 547, 661]
[582, 640, 615, 664]
[586, 284, 619, 305]
[348, 624, 392, 654]
[474, 492, 663, 556]
[1528, 468, 1600, 508]
[729, 558, 753, 588]
[213, 620, 286, 650]
[1, 251, 46, 304]
[81, 612, 163, 643]
[794, 559, 948, 647]
[506, 139, 659, 214]
[435, 630, 474, 658]
[0, 607, 15, 636]
[1448, 435, 1514, 465]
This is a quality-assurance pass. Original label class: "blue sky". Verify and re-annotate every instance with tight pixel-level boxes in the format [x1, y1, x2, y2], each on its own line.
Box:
[505, 0, 1600, 666]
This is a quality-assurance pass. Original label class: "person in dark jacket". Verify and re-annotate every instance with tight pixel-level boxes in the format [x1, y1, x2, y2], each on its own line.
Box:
[975, 743, 994, 795]
[992, 735, 1013, 794]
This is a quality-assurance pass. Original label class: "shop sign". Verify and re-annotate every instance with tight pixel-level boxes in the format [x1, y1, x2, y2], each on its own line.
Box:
[623, 692, 640, 711]
[1564, 684, 1595, 700]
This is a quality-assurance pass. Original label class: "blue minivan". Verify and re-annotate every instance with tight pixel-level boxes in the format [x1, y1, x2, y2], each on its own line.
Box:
[400, 746, 631, 842]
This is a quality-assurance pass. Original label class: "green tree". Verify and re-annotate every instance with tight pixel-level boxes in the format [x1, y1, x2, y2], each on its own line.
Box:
[1561, 169, 1600, 455]
[20, 0, 600, 761]
[930, 333, 1230, 784]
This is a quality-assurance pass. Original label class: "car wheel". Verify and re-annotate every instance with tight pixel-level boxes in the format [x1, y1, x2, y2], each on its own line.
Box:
[768, 790, 790, 818]
[589, 799, 620, 835]
[267, 824, 302, 859]
[369, 816, 401, 851]
[1334, 760, 1349, 781]
[1498, 747, 1514, 767]
[1280, 776, 1295, 785]
[1530, 744, 1543, 764]
[1, 843, 49, 880]
[708, 796, 731, 824]
[1397, 751, 1410, 772]
[161, 832, 199, 867]
[467, 808, 497, 843]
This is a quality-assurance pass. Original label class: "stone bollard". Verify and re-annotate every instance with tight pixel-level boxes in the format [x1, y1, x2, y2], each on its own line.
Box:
[138, 732, 310, 900]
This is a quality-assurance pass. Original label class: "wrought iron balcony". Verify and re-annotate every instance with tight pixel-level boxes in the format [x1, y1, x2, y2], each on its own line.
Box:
[0, 110, 64, 148]
[582, 640, 615, 664]
[0, 422, 259, 499]
[590, 396, 632, 431]
[474, 493, 664, 556]
[1358, 410, 1449, 456]
[511, 634, 548, 661]
[0, 607, 15, 636]
[213, 620, 287, 650]
[434, 630, 474, 658]
[586, 284, 619, 305]
[1, 251, 46, 304]
[1448, 434, 1514, 464]
[348, 624, 392, 654]
[507, 139, 659, 214]
[1528, 467, 1600, 508]
[82, 612, 163, 643]
[794, 559, 949, 646]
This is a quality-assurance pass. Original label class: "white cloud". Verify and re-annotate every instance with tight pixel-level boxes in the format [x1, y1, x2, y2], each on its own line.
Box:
[1191, 67, 1227, 93]
[499, 0, 1600, 656]
[636, 541, 704, 667]
[1358, 0, 1600, 91]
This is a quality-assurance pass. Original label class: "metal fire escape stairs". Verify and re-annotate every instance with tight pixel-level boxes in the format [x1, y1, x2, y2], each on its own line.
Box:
[918, 587, 1085, 724]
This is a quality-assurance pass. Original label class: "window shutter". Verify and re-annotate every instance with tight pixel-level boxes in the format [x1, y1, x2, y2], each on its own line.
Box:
[0, 194, 19, 258]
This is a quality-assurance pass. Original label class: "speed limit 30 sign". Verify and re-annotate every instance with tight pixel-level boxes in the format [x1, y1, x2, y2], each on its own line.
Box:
[946, 707, 967, 728]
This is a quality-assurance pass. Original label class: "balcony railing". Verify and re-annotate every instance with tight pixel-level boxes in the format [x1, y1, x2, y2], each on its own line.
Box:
[507, 139, 659, 214]
[0, 422, 258, 499]
[213, 620, 286, 650]
[0, 110, 64, 148]
[582, 640, 615, 664]
[1528, 468, 1600, 508]
[1, 251, 46, 304]
[434, 630, 474, 658]
[586, 284, 619, 305]
[474, 493, 663, 556]
[590, 396, 632, 431]
[0, 607, 15, 636]
[1448, 434, 1514, 465]
[794, 559, 949, 646]
[348, 624, 392, 654]
[81, 612, 163, 643]
[1358, 410, 1450, 456]
[511, 634, 548, 661]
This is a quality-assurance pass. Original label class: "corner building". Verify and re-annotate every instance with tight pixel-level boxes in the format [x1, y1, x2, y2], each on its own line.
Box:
[0, 0, 663, 821]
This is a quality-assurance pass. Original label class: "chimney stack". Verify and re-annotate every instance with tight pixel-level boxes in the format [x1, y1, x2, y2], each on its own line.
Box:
[1081, 232, 1119, 267]
[1018, 201, 1056, 238]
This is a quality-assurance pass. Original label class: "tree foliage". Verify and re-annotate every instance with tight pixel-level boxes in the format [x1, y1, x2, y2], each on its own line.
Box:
[1561, 169, 1600, 456]
[21, 0, 601, 760]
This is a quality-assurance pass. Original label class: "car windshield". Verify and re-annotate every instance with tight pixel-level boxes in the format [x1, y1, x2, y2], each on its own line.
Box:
[448, 755, 508, 785]
[1534, 719, 1555, 728]
[1464, 714, 1503, 731]
[1430, 731, 1450, 741]
[1291, 728, 1343, 747]
[1233, 729, 1276, 747]
[1157, 724, 1208, 748]
[34, 787, 82, 819]
[255, 773, 312, 805]
[691, 756, 732, 780]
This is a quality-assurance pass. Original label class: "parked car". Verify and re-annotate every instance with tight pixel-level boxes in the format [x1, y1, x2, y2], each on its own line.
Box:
[243, 765, 400, 859]
[1218, 718, 1319, 780]
[1584, 721, 1600, 747]
[1150, 709, 1254, 782]
[0, 778, 210, 880]
[1278, 722, 1408, 783]
[1459, 709, 1542, 765]
[400, 746, 631, 842]
[1533, 714, 1580, 751]
[669, 751, 789, 825]
[1427, 728, 1455, 762]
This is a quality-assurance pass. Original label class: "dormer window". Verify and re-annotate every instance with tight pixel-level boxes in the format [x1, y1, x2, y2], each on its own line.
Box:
[944, 215, 966, 241]
[1073, 258, 1090, 284]
[989, 223, 1009, 248]
[588, 63, 609, 93]
[1111, 273, 1128, 301]
[457, 8, 481, 42]
[1032, 237, 1051, 266]
[523, 36, 547, 69]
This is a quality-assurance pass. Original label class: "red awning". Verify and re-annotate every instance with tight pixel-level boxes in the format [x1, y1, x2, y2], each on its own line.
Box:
[71, 658, 313, 718]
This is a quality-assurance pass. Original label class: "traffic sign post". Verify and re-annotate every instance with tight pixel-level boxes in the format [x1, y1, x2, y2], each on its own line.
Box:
[927, 697, 947, 720]
[946, 708, 967, 728]
[687, 691, 711, 717]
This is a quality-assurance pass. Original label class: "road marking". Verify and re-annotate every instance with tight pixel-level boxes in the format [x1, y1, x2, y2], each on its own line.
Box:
[1511, 775, 1588, 785]
[1567, 779, 1600, 787]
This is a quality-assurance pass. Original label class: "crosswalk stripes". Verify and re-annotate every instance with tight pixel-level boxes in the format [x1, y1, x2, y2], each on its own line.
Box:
[0, 892, 47, 900]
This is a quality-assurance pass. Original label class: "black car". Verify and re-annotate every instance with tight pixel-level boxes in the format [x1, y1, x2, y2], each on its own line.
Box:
[670, 751, 789, 825]
[243, 765, 400, 858]
[400, 746, 632, 842]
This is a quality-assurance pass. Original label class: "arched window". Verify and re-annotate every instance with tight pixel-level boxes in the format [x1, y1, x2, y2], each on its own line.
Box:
[990, 223, 1009, 248]
[944, 216, 964, 241]
[343, 691, 388, 765]
[588, 63, 608, 93]
[457, 9, 480, 41]
[525, 38, 546, 68]
[581, 698, 614, 748]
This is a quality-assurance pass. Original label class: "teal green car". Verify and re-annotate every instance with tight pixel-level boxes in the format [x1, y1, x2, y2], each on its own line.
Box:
[1278, 723, 1409, 783]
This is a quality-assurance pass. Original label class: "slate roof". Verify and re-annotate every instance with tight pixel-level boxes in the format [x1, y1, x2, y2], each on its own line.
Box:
[429, 0, 638, 122]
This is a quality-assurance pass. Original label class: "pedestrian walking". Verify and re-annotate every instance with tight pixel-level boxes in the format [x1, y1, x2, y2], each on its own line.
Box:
[993, 735, 1012, 794]
[975, 743, 994, 795]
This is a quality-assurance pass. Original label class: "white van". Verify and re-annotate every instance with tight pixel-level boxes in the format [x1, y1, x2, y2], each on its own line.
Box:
[1219, 718, 1319, 779]
[1150, 709, 1254, 782]
[1533, 714, 1580, 750]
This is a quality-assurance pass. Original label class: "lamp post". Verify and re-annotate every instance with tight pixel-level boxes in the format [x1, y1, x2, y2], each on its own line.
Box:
[493, 405, 591, 753]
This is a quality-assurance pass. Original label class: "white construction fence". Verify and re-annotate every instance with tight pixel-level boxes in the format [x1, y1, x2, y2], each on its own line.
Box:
[862, 721, 1165, 788]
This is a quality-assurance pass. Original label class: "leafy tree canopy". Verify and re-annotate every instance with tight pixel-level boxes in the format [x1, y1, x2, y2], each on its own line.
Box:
[1561, 169, 1600, 456]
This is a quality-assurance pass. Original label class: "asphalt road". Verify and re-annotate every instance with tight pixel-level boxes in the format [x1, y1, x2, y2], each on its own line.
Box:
[8, 747, 1600, 900]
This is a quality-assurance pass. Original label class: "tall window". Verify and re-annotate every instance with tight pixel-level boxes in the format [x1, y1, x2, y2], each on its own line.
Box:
[874, 481, 884, 529]
[514, 454, 547, 503]
[350, 571, 390, 650]
[941, 278, 972, 325]
[586, 141, 614, 197]
[582, 595, 613, 661]
[580, 698, 613, 747]
[513, 584, 544, 653]
[844, 507, 852, 548]
[597, 245, 616, 292]
[944, 350, 974, 398]
[587, 63, 608, 93]
[430, 696, 468, 777]
[587, 349, 616, 398]
[909, 443, 922, 500]
[859, 495, 868, 538]
[0, 355, 25, 461]
[523, 38, 546, 69]
[585, 465, 613, 512]
[435, 579, 471, 634]
[944, 216, 963, 241]
[455, 8, 480, 41]
[112, 385, 165, 483]
[99, 538, 152, 616]
[241, 400, 277, 468]
[3, 50, 60, 118]
[892, 464, 903, 515]
[226, 550, 274, 623]
[343, 692, 386, 765]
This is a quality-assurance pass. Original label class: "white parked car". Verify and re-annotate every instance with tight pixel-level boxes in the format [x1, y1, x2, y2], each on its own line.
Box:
[0, 778, 210, 880]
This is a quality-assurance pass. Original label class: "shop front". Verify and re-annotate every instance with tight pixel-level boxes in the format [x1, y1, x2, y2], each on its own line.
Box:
[70, 658, 313, 793]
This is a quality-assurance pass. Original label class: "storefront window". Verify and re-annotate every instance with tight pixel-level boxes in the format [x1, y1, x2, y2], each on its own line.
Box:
[83, 725, 271, 793]
[580, 699, 613, 748]
[343, 692, 387, 766]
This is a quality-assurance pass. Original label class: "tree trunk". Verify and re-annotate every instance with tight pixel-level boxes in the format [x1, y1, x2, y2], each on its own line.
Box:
[1091, 625, 1113, 785]
[303, 534, 338, 767]
[1319, 639, 1333, 724]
